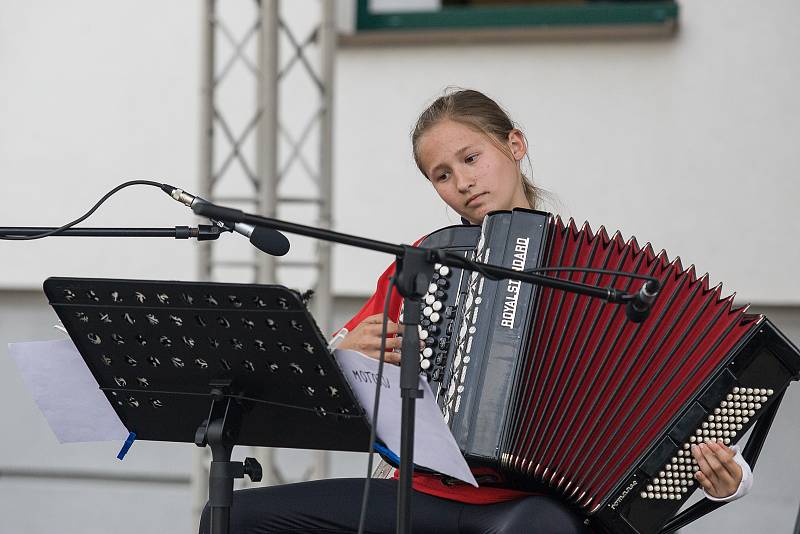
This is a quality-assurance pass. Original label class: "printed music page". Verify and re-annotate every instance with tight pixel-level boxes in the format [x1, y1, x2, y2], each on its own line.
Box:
[334, 348, 477, 486]
[8, 339, 129, 443]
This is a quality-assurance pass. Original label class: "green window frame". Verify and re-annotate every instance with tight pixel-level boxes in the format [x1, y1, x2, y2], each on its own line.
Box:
[354, 1, 678, 37]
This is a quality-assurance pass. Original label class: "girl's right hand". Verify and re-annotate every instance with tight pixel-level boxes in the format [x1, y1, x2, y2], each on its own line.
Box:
[337, 313, 403, 364]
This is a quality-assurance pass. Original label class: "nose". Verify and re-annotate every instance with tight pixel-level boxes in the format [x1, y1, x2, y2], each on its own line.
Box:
[454, 170, 474, 193]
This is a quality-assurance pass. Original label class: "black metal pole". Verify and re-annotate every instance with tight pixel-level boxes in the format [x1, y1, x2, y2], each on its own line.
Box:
[191, 202, 633, 304]
[195, 385, 261, 534]
[397, 298, 423, 534]
[0, 226, 222, 240]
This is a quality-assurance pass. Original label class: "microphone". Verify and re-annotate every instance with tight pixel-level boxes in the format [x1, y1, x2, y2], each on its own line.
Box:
[161, 184, 290, 256]
[626, 280, 660, 323]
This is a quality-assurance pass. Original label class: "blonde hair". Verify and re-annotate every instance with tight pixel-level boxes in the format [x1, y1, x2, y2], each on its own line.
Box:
[411, 88, 541, 210]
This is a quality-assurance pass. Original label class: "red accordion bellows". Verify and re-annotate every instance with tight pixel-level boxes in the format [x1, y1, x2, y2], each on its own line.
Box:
[502, 217, 762, 512]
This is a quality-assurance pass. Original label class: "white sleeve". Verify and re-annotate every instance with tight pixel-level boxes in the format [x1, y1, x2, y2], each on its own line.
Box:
[702, 445, 753, 503]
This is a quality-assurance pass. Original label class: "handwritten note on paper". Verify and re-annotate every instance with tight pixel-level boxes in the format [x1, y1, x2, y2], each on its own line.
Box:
[334, 348, 477, 486]
[8, 339, 129, 443]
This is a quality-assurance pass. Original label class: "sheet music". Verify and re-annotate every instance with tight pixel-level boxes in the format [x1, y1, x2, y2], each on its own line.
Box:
[334, 348, 477, 487]
[8, 339, 129, 443]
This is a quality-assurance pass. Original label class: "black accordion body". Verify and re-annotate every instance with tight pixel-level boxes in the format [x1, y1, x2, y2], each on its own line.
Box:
[414, 208, 800, 534]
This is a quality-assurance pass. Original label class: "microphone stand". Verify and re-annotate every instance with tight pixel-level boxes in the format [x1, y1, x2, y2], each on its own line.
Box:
[191, 201, 643, 534]
[0, 226, 223, 240]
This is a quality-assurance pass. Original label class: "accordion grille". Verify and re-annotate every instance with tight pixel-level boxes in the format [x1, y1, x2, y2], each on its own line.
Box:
[501, 216, 761, 511]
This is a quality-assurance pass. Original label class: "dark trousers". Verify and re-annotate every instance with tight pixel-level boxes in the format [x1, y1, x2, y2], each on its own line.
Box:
[199, 478, 591, 534]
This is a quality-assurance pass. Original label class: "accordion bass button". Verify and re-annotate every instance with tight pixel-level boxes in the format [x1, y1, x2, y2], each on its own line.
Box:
[425, 294, 435, 305]
[439, 266, 450, 276]
[421, 359, 431, 370]
[430, 312, 441, 323]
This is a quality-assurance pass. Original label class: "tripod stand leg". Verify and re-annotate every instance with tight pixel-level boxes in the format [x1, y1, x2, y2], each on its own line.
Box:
[198, 391, 246, 534]
[397, 297, 424, 534]
[209, 456, 235, 534]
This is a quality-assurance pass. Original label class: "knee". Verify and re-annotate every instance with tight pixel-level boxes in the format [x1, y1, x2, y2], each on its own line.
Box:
[197, 497, 258, 534]
[500, 496, 590, 534]
[198, 502, 210, 534]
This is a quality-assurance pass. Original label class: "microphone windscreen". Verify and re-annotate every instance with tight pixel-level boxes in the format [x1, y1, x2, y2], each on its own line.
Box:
[250, 227, 290, 256]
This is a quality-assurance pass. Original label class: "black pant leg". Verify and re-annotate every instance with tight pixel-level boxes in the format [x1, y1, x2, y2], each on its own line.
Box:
[459, 495, 591, 534]
[198, 478, 462, 534]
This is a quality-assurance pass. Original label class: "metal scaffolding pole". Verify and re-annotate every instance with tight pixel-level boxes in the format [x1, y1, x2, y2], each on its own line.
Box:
[256, 0, 278, 285]
[313, 0, 335, 337]
[192, 0, 336, 526]
[198, 0, 215, 282]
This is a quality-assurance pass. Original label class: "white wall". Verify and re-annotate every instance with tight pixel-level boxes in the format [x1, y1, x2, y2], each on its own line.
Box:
[332, 0, 800, 304]
[0, 0, 200, 286]
[1, 0, 798, 306]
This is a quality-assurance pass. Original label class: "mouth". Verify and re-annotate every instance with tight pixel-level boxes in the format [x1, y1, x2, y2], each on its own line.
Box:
[466, 192, 487, 207]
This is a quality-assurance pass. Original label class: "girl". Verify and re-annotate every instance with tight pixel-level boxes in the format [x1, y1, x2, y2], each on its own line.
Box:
[200, 89, 751, 534]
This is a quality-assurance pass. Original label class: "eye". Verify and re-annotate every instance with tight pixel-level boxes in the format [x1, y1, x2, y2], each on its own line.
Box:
[465, 153, 479, 164]
[436, 171, 450, 182]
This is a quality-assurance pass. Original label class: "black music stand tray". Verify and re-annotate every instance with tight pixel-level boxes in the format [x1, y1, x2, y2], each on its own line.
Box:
[44, 277, 372, 534]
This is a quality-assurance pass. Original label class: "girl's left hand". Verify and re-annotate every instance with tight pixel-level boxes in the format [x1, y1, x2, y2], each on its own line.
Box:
[691, 441, 742, 498]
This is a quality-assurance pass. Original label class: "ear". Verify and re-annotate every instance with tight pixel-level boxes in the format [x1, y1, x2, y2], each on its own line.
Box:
[507, 129, 527, 162]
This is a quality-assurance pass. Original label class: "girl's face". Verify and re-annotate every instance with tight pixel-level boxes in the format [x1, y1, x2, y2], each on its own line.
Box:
[416, 119, 529, 225]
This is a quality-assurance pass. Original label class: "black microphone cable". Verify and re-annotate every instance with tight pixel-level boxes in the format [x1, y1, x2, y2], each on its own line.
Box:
[0, 180, 164, 240]
[357, 274, 397, 534]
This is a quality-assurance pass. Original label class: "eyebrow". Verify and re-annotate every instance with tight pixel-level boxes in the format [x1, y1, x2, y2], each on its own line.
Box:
[428, 145, 477, 177]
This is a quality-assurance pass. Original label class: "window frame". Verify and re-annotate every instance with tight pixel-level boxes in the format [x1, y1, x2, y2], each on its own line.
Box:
[350, 1, 679, 42]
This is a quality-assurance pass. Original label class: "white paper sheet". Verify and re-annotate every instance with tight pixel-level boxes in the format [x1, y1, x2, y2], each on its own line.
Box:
[8, 339, 129, 443]
[334, 348, 477, 487]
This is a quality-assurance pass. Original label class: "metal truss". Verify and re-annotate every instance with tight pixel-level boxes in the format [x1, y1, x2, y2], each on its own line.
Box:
[193, 0, 335, 525]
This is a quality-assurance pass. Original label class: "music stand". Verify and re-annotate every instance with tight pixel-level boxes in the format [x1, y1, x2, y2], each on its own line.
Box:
[44, 276, 372, 534]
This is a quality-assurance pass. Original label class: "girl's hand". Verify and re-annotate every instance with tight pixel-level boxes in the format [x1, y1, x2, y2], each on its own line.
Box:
[337, 313, 403, 364]
[691, 441, 742, 498]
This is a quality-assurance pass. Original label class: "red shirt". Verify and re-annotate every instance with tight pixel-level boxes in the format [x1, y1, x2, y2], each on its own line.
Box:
[339, 259, 536, 505]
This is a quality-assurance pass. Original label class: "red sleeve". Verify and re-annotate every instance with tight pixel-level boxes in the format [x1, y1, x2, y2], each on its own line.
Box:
[338, 236, 427, 335]
[340, 260, 404, 334]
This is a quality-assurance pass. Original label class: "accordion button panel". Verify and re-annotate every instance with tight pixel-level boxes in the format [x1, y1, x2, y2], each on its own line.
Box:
[640, 384, 773, 500]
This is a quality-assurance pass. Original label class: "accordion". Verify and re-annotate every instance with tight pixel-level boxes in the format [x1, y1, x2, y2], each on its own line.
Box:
[414, 208, 800, 534]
